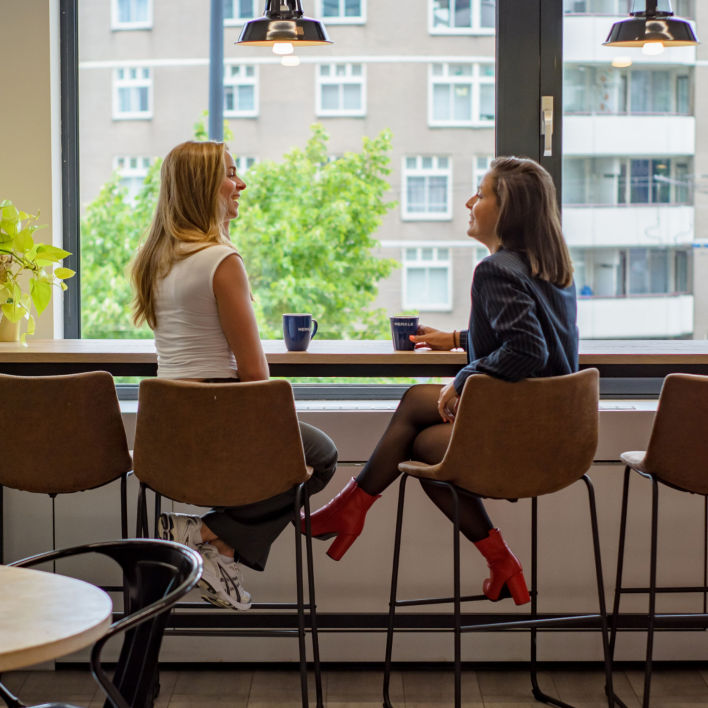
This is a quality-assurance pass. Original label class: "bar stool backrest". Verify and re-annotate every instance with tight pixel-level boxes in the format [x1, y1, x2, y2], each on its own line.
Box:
[0, 371, 132, 493]
[641, 373, 708, 494]
[401, 368, 599, 499]
[132, 378, 312, 506]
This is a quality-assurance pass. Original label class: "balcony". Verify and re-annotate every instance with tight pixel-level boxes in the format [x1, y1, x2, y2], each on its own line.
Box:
[563, 204, 694, 247]
[578, 294, 693, 338]
[564, 115, 695, 156]
[564, 16, 697, 65]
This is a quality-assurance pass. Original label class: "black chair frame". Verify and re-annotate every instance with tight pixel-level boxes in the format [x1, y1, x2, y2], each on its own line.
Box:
[383, 473, 616, 708]
[609, 466, 708, 708]
[136, 481, 323, 708]
[0, 539, 200, 708]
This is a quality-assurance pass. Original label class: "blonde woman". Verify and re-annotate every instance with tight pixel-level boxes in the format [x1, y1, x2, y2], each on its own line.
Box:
[132, 141, 337, 610]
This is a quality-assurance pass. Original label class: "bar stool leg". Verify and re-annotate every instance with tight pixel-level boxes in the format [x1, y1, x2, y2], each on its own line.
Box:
[450, 484, 461, 708]
[642, 477, 660, 708]
[383, 474, 409, 708]
[302, 487, 324, 708]
[293, 485, 310, 708]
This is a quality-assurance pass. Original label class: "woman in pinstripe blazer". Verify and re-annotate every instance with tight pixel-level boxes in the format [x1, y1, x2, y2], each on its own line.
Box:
[307, 157, 577, 606]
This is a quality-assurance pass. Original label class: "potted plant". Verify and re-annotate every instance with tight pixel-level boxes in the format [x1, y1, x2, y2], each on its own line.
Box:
[0, 199, 75, 343]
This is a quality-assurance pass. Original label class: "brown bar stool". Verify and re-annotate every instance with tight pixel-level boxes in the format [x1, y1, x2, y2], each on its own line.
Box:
[131, 377, 322, 708]
[383, 368, 615, 708]
[610, 373, 708, 708]
[0, 372, 132, 561]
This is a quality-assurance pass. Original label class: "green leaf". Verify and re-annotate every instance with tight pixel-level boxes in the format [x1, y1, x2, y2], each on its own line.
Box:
[54, 267, 76, 280]
[1, 301, 23, 322]
[15, 227, 34, 253]
[36, 244, 71, 261]
[30, 278, 52, 315]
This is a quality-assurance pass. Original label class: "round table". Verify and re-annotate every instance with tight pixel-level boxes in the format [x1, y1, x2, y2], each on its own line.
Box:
[0, 565, 113, 671]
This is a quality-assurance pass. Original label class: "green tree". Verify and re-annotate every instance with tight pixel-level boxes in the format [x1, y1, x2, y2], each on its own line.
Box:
[233, 125, 397, 339]
[80, 123, 396, 340]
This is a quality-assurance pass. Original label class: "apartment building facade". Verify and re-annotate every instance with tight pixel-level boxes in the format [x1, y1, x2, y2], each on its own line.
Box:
[77, 0, 704, 339]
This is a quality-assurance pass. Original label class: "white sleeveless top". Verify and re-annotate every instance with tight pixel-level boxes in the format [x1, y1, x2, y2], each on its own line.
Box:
[153, 244, 240, 379]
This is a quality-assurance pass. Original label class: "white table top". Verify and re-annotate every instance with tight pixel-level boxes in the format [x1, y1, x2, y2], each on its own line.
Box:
[0, 565, 113, 672]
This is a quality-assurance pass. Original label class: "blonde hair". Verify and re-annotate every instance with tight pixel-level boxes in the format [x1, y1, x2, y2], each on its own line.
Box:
[131, 140, 236, 328]
[489, 156, 573, 288]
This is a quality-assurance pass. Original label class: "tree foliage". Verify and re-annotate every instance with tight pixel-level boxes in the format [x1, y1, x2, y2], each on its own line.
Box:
[232, 125, 397, 339]
[80, 123, 396, 340]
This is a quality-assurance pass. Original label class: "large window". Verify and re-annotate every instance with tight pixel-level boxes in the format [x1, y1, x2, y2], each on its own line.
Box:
[564, 65, 693, 115]
[403, 247, 452, 310]
[318, 0, 365, 23]
[429, 63, 495, 126]
[113, 67, 152, 119]
[224, 65, 258, 117]
[430, 0, 495, 33]
[111, 0, 151, 29]
[316, 63, 366, 116]
[402, 156, 452, 221]
[564, 157, 693, 205]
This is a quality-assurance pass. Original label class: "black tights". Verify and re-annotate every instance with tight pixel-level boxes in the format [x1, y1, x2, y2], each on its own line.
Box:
[355, 384, 493, 543]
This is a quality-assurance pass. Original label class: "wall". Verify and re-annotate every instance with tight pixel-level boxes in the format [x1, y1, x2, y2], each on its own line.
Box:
[0, 0, 62, 337]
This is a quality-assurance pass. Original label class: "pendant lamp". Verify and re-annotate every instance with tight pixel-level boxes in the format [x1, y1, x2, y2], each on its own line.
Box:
[236, 0, 332, 47]
[603, 0, 698, 48]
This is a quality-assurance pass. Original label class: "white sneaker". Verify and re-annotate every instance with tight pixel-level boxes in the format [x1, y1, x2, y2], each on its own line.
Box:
[198, 544, 253, 611]
[158, 512, 202, 550]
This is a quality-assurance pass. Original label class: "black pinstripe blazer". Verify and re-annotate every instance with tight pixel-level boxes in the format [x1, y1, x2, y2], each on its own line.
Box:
[453, 248, 579, 394]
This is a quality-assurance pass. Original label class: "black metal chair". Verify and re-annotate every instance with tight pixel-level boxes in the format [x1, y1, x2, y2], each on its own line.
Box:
[383, 369, 615, 708]
[0, 372, 132, 564]
[0, 539, 201, 708]
[132, 378, 323, 708]
[610, 373, 708, 708]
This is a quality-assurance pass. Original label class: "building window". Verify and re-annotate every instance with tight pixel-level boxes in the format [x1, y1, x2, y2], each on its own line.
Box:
[474, 156, 493, 190]
[236, 156, 257, 173]
[563, 157, 693, 206]
[402, 156, 452, 220]
[224, 65, 258, 117]
[114, 156, 151, 202]
[224, 0, 257, 24]
[430, 63, 495, 126]
[430, 0, 495, 33]
[113, 67, 152, 119]
[316, 63, 366, 117]
[571, 247, 691, 297]
[564, 0, 694, 17]
[111, 0, 152, 29]
[403, 247, 452, 310]
[317, 0, 366, 23]
[563, 65, 693, 116]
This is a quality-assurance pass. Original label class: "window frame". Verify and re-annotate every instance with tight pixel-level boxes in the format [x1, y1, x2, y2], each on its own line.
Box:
[402, 246, 453, 311]
[111, 0, 153, 30]
[401, 156, 453, 222]
[223, 63, 259, 118]
[112, 66, 153, 120]
[315, 62, 367, 117]
[223, 0, 258, 25]
[428, 62, 495, 127]
[429, 0, 496, 35]
[316, 0, 367, 24]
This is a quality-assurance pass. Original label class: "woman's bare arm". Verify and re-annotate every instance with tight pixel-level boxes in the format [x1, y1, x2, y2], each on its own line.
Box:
[213, 254, 269, 381]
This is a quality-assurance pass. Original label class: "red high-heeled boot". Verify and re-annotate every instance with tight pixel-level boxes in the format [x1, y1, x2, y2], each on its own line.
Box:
[474, 528, 530, 605]
[302, 477, 380, 560]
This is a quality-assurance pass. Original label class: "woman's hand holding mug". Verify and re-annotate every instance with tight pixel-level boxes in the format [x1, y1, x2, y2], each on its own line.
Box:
[409, 326, 457, 350]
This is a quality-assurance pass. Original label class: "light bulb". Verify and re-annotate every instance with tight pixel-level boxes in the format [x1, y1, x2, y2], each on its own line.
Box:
[281, 55, 300, 67]
[272, 42, 294, 56]
[611, 56, 632, 68]
[642, 41, 665, 56]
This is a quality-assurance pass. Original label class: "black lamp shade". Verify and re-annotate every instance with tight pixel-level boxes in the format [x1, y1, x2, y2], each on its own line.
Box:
[603, 16, 698, 46]
[236, 0, 332, 46]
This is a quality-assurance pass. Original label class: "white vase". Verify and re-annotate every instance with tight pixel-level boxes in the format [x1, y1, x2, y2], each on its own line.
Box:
[0, 316, 20, 342]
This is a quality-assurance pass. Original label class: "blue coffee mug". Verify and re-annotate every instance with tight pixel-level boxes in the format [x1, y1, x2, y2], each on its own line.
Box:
[390, 315, 419, 351]
[283, 313, 319, 352]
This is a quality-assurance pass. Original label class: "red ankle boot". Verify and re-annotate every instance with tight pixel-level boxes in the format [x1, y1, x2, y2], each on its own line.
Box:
[474, 528, 530, 605]
[302, 477, 380, 560]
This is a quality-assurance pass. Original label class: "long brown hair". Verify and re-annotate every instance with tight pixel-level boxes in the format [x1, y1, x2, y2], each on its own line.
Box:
[489, 156, 573, 288]
[131, 140, 236, 328]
